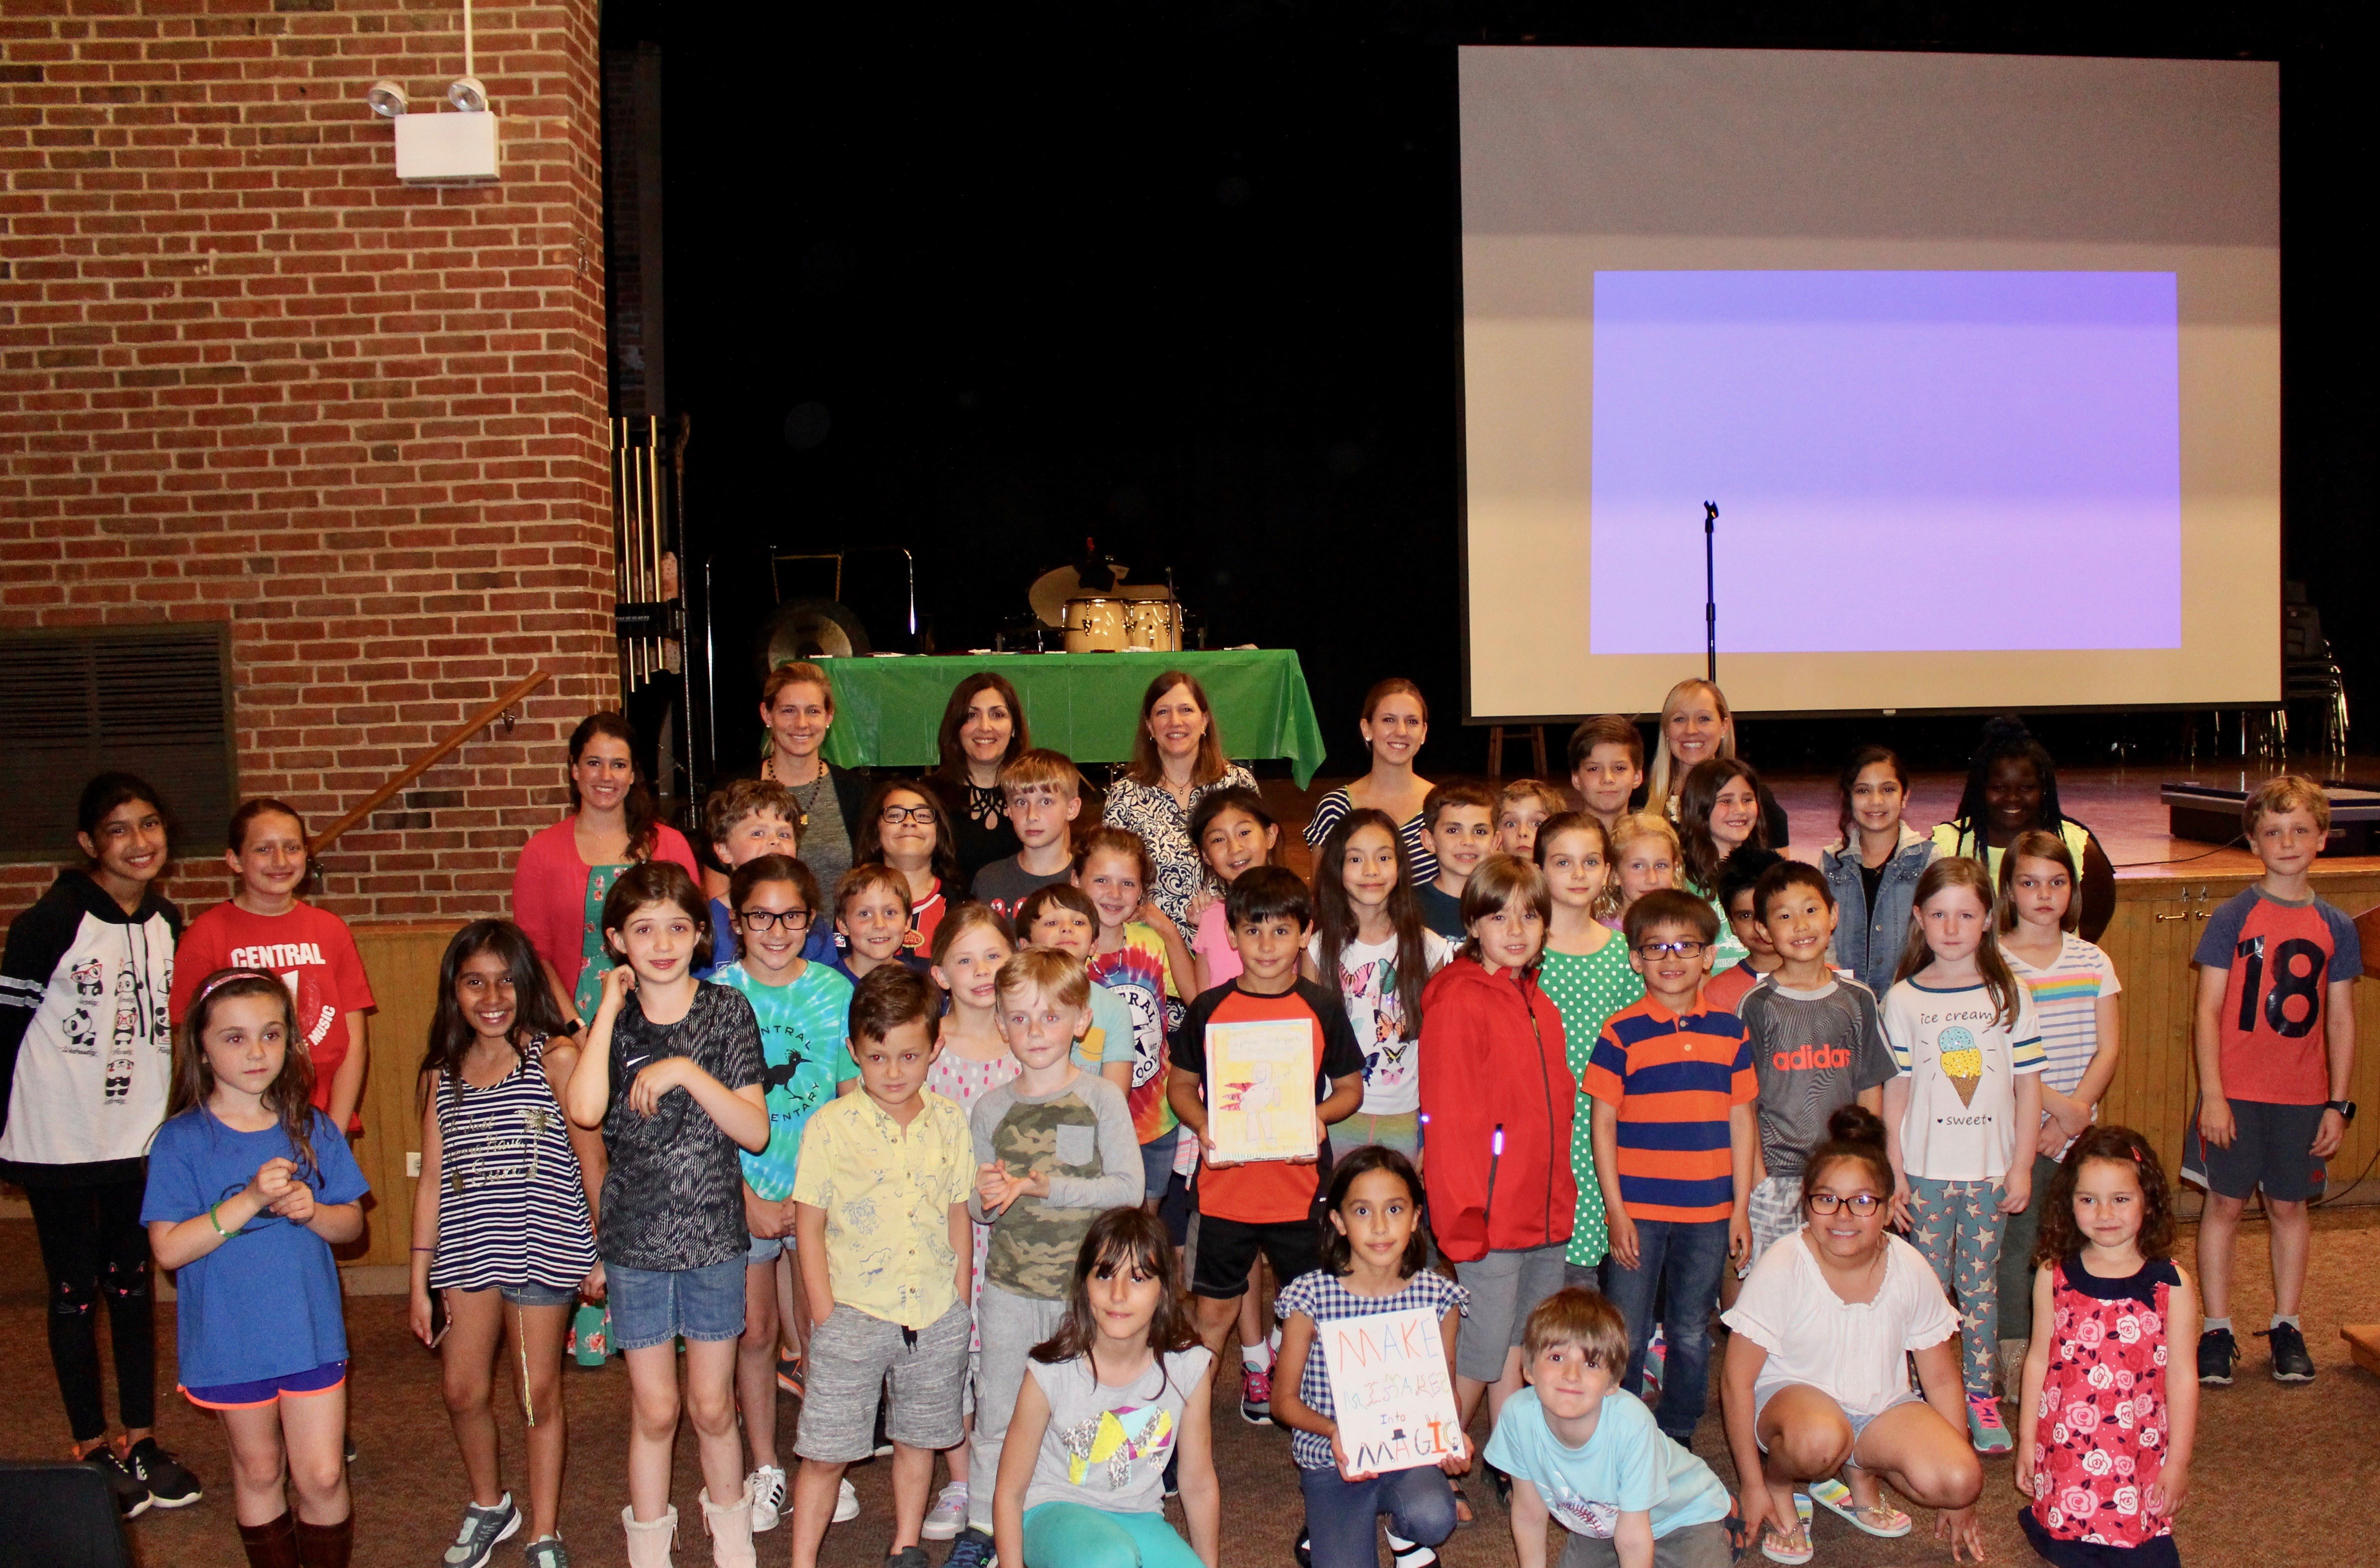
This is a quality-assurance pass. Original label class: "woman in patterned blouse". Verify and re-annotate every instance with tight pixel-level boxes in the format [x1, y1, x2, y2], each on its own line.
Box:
[1101, 671, 1256, 930]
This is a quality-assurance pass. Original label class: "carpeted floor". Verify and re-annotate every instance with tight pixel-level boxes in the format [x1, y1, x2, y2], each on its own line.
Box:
[2, 1206, 2375, 1567]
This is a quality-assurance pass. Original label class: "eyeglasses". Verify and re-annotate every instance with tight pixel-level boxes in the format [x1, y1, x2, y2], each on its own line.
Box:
[1807, 1192, 1884, 1216]
[1634, 940, 1707, 958]
[738, 908, 813, 931]
[879, 804, 939, 826]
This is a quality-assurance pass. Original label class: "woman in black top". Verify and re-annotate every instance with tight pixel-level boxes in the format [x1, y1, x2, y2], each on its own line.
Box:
[924, 670, 1029, 885]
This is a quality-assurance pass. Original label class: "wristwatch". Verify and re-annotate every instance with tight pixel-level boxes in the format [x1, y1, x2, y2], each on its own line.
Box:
[2325, 1099, 2357, 1124]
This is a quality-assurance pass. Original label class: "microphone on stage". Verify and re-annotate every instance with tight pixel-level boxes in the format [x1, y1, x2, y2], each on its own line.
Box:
[1703, 502, 1719, 683]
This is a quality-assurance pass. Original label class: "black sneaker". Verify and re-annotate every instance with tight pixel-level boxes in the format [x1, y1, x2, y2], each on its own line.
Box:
[1294, 1527, 1312, 1567]
[124, 1438, 201, 1509]
[2197, 1326, 2238, 1386]
[2261, 1321, 2316, 1383]
[944, 1527, 996, 1568]
[82, 1448, 151, 1520]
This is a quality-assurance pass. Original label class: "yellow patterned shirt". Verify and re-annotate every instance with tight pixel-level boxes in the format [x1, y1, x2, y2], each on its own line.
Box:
[792, 1087, 974, 1328]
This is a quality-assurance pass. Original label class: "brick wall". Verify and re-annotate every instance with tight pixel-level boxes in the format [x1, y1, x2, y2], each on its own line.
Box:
[0, 0, 615, 929]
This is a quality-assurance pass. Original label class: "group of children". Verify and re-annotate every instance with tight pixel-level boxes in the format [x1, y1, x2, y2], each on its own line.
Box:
[0, 683, 2358, 1568]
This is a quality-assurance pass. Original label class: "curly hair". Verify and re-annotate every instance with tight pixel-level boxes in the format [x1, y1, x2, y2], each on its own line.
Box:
[2034, 1125, 2177, 1268]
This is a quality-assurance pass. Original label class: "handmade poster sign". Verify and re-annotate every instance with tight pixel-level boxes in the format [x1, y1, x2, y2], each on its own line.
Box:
[1204, 1017, 1318, 1164]
[1323, 1306, 1464, 1473]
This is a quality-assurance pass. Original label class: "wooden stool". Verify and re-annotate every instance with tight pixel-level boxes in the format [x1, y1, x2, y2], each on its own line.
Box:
[1487, 724, 1548, 779]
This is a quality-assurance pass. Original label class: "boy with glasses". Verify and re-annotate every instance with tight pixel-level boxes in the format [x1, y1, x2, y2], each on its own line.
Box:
[713, 853, 863, 1534]
[1582, 889, 1758, 1446]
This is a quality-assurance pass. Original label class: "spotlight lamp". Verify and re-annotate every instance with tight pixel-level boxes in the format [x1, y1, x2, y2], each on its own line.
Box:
[447, 76, 488, 113]
[365, 79, 409, 117]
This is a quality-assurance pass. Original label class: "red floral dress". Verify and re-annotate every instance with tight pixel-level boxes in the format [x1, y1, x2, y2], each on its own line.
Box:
[2028, 1255, 2179, 1554]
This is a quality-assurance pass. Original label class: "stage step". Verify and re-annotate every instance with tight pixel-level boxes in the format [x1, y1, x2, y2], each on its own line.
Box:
[2343, 1324, 2380, 1378]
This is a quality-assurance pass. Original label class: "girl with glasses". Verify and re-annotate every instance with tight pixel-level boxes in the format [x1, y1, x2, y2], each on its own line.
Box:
[854, 782, 962, 956]
[1720, 1105, 1984, 1565]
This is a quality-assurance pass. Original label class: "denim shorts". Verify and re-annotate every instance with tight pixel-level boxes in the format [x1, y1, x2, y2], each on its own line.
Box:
[746, 1229, 787, 1266]
[499, 1279, 582, 1309]
[1139, 1131, 1180, 1201]
[606, 1257, 747, 1351]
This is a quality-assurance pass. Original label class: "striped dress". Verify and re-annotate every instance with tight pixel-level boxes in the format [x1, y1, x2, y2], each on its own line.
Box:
[427, 1034, 599, 1294]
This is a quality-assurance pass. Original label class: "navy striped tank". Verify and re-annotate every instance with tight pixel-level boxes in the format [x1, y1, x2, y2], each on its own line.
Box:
[427, 1034, 598, 1293]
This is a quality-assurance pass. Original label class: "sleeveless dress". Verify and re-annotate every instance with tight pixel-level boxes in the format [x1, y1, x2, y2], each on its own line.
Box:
[926, 1043, 1022, 1355]
[2021, 1254, 2182, 1566]
[427, 1034, 599, 1294]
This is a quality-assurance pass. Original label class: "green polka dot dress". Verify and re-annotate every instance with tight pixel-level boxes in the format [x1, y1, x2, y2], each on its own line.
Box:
[1539, 937, 1644, 1267]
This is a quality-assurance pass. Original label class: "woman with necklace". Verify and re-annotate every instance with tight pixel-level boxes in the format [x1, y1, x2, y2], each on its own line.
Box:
[925, 671, 1031, 885]
[509, 713, 701, 1027]
[1101, 671, 1256, 931]
[748, 661, 871, 900]
[1300, 676, 1439, 883]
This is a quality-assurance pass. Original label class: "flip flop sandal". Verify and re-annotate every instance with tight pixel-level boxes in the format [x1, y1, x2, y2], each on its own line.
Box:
[1808, 1478, 1913, 1538]
[1450, 1482, 1473, 1527]
[1759, 1521, 1815, 1565]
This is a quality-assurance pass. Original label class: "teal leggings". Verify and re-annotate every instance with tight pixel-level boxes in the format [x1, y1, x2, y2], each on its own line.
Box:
[1023, 1501, 1202, 1568]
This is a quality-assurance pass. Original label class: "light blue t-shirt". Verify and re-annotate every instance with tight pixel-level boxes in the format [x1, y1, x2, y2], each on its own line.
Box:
[1078, 980, 1136, 1074]
[714, 959, 858, 1200]
[140, 1106, 370, 1389]
[1484, 1386, 1732, 1542]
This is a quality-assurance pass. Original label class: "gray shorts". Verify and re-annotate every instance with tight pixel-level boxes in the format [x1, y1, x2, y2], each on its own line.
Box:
[792, 1298, 970, 1464]
[1558, 1518, 1732, 1568]
[1740, 1175, 1803, 1277]
[1454, 1242, 1568, 1384]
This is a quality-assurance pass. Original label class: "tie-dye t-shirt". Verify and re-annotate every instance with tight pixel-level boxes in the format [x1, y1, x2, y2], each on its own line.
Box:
[1025, 1345, 1214, 1515]
[713, 959, 858, 1201]
[1086, 923, 1178, 1144]
[1306, 927, 1454, 1118]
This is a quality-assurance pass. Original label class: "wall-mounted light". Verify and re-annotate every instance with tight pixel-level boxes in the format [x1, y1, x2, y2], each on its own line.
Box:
[369, 0, 498, 185]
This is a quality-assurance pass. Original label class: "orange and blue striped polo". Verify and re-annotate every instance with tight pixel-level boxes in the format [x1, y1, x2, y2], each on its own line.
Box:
[1581, 994, 1757, 1223]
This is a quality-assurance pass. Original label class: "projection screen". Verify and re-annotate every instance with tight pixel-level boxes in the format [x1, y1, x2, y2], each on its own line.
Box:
[1457, 47, 2280, 720]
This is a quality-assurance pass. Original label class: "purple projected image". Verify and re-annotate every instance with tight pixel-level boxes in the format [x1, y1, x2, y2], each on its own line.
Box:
[1588, 271, 2181, 654]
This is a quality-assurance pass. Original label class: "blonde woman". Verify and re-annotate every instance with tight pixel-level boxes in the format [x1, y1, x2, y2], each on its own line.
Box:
[1643, 678, 1789, 847]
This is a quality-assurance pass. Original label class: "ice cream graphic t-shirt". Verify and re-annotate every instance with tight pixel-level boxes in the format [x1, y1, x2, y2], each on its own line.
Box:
[1881, 977, 2046, 1183]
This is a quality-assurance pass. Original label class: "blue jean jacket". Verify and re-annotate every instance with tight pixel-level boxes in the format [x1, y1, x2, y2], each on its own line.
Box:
[1820, 826, 1937, 997]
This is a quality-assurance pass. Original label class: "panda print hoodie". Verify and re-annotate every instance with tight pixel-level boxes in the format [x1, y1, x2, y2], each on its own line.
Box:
[0, 870, 180, 1184]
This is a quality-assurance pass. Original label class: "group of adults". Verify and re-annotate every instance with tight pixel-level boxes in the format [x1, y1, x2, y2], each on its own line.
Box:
[508, 664, 2115, 1024]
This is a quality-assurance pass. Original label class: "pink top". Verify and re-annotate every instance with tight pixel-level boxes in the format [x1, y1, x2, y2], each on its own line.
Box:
[509, 817, 701, 987]
[1193, 900, 1242, 988]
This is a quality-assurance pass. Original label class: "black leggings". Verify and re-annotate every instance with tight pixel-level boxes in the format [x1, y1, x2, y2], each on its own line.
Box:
[27, 1177, 156, 1442]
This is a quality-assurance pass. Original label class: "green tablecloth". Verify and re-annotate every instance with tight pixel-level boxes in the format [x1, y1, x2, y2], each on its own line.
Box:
[812, 649, 1328, 786]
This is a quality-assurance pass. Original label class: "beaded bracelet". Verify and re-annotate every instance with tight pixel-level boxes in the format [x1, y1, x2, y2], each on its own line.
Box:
[207, 1201, 230, 1238]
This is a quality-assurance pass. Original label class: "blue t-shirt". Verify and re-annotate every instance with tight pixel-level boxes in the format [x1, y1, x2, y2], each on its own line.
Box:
[140, 1106, 370, 1389]
[1483, 1386, 1731, 1542]
[713, 959, 859, 1200]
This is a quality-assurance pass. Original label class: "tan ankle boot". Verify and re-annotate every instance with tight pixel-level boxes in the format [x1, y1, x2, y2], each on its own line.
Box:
[622, 1504, 679, 1568]
[700, 1484, 756, 1568]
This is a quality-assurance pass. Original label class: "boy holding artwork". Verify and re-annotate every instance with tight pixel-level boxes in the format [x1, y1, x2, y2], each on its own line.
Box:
[1168, 867, 1366, 1363]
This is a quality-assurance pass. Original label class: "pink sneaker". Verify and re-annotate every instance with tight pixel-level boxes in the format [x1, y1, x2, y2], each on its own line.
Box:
[1240, 1364, 1275, 1425]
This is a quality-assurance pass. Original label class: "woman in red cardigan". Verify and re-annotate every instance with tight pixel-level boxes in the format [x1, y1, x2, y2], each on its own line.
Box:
[509, 712, 700, 1026]
[1417, 853, 1577, 1460]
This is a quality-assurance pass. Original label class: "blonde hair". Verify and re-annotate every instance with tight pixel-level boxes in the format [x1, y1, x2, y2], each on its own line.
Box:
[1995, 828, 2079, 934]
[999, 747, 1084, 800]
[1894, 857, 2023, 1029]
[2245, 773, 2331, 839]
[1607, 811, 1683, 890]
[1522, 1286, 1630, 1371]
[1497, 778, 1570, 819]
[1645, 678, 1737, 807]
[995, 946, 1092, 1012]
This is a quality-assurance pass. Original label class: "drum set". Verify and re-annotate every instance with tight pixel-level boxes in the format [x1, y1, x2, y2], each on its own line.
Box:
[1022, 561, 1191, 654]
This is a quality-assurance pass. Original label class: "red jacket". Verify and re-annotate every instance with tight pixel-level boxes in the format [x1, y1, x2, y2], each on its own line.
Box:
[1417, 954, 1577, 1263]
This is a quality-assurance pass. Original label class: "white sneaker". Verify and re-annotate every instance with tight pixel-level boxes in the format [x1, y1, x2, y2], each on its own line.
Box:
[833, 1478, 861, 1524]
[921, 1481, 968, 1541]
[746, 1465, 786, 1533]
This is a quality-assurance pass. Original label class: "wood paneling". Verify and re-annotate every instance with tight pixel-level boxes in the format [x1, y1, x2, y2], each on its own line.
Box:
[343, 924, 465, 1268]
[2097, 869, 2380, 1200]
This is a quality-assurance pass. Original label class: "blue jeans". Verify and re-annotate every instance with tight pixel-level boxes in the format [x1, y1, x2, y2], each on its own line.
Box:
[1602, 1217, 1728, 1441]
[1298, 1463, 1457, 1568]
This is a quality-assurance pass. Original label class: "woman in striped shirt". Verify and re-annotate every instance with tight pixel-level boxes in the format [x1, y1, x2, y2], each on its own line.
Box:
[410, 920, 605, 1568]
[1302, 678, 1439, 884]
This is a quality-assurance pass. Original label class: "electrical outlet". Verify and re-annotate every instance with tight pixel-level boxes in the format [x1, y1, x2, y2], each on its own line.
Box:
[406, 1152, 422, 1179]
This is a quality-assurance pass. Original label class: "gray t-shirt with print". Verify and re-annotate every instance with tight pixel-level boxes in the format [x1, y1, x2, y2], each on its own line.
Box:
[1025, 1345, 1213, 1515]
[1737, 978, 1895, 1179]
[598, 982, 765, 1272]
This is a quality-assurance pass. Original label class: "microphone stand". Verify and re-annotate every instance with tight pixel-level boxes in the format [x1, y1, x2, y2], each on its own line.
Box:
[1703, 501, 1719, 682]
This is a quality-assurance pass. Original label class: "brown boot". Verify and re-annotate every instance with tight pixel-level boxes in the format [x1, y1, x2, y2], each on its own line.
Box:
[294, 1514, 353, 1568]
[237, 1511, 301, 1568]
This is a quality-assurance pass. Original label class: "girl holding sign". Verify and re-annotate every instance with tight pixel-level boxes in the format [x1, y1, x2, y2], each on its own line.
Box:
[1272, 1148, 1470, 1568]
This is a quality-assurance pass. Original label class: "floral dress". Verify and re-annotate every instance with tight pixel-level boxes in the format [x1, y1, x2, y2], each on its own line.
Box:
[1538, 938, 1642, 1268]
[926, 1043, 1021, 1354]
[2025, 1254, 2180, 1560]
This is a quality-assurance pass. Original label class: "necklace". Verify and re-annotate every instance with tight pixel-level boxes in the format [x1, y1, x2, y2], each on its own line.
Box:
[769, 755, 830, 828]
